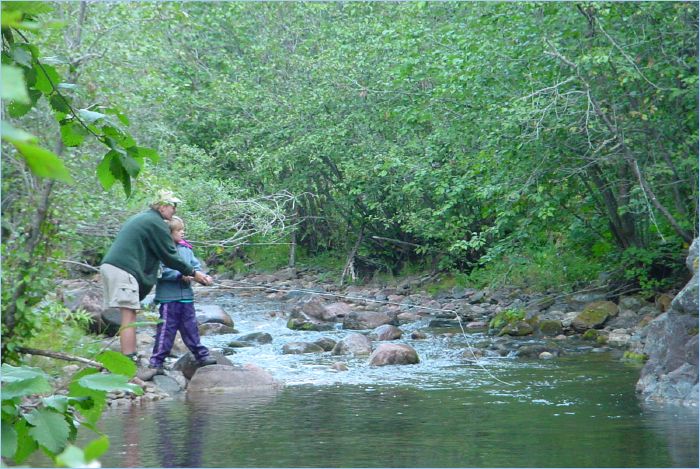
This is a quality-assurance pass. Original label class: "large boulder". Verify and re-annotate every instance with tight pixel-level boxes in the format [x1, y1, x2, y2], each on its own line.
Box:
[195, 304, 234, 327]
[187, 364, 282, 394]
[313, 337, 337, 351]
[198, 323, 236, 336]
[636, 239, 699, 406]
[636, 312, 698, 405]
[342, 311, 394, 330]
[670, 272, 699, 316]
[237, 332, 273, 345]
[286, 316, 335, 331]
[63, 285, 121, 336]
[370, 325, 403, 341]
[172, 350, 233, 380]
[323, 302, 353, 321]
[331, 333, 372, 356]
[369, 344, 420, 366]
[281, 342, 324, 354]
[499, 321, 534, 337]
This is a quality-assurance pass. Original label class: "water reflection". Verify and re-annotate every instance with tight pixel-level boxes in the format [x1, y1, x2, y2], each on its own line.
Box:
[83, 377, 699, 468]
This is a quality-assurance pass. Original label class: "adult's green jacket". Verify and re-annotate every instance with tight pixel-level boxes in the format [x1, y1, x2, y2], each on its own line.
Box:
[101, 208, 195, 300]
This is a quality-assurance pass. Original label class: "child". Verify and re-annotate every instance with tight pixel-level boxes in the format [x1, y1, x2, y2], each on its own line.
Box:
[148, 216, 217, 372]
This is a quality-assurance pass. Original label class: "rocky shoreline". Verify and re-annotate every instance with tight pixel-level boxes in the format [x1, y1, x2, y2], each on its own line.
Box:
[60, 239, 698, 408]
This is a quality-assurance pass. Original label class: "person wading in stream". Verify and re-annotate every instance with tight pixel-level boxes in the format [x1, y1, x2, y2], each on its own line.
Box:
[100, 189, 212, 365]
[148, 215, 217, 376]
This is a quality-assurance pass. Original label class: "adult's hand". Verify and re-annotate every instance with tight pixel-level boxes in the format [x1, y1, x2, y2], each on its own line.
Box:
[193, 270, 212, 286]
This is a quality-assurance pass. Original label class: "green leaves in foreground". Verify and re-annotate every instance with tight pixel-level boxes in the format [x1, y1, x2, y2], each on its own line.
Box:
[2, 1, 159, 195]
[1, 362, 140, 466]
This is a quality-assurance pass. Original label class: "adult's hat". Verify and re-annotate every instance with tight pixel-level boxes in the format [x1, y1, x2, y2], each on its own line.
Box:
[153, 189, 182, 206]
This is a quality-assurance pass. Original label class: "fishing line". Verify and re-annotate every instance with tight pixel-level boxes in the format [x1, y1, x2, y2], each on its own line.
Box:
[209, 279, 515, 386]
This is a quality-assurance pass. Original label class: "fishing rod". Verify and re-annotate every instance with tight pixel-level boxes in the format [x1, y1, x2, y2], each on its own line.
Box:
[208, 279, 515, 386]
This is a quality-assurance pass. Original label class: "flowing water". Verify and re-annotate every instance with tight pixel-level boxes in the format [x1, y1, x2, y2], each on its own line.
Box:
[42, 294, 700, 467]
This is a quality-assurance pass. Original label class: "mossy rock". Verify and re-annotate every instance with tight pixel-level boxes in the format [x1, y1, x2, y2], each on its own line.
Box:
[489, 308, 526, 333]
[595, 334, 608, 345]
[582, 329, 599, 341]
[498, 320, 534, 337]
[622, 351, 648, 362]
[538, 320, 562, 336]
[571, 301, 617, 332]
[286, 318, 333, 331]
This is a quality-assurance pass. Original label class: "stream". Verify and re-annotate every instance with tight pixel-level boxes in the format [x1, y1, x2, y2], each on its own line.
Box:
[41, 293, 700, 467]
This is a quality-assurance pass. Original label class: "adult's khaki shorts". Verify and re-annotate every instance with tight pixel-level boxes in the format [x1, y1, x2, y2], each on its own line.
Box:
[100, 263, 141, 310]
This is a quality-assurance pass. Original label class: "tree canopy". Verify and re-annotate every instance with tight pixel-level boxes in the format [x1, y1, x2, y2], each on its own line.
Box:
[3, 0, 698, 343]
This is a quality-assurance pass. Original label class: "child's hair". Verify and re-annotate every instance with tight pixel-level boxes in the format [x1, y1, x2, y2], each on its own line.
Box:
[167, 215, 184, 232]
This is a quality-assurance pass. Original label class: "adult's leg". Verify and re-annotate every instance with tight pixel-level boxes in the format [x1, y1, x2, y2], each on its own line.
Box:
[120, 307, 138, 355]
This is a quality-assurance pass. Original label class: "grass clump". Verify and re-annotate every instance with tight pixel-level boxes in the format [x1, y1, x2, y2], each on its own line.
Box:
[489, 307, 526, 331]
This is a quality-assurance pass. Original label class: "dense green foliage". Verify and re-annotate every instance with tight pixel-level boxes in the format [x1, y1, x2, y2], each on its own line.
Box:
[69, 1, 696, 284]
[3, 1, 698, 345]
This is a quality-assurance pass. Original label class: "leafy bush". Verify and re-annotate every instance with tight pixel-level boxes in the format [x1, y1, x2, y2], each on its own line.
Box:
[1, 352, 141, 467]
[617, 243, 688, 297]
[466, 243, 604, 292]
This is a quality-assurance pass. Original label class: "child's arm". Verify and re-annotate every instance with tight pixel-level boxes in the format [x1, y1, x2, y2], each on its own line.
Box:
[160, 263, 183, 281]
[189, 251, 212, 285]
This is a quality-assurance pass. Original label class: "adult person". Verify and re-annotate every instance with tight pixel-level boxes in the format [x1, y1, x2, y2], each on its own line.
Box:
[100, 189, 211, 361]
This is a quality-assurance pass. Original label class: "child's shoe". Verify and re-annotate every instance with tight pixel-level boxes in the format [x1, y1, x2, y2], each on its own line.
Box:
[148, 365, 165, 375]
[136, 365, 163, 381]
[196, 356, 217, 367]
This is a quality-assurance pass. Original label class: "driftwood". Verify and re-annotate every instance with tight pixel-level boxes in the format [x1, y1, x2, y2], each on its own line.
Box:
[16, 347, 103, 369]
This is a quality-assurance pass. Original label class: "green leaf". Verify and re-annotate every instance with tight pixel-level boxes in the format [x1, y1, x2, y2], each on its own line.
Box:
[50, 94, 71, 113]
[55, 445, 87, 468]
[13, 141, 73, 183]
[1, 121, 38, 144]
[95, 351, 137, 378]
[102, 125, 135, 148]
[7, 98, 34, 118]
[83, 435, 109, 462]
[24, 408, 69, 454]
[33, 63, 60, 95]
[13, 419, 37, 464]
[0, 364, 48, 383]
[2, 404, 18, 417]
[1, 9, 23, 28]
[41, 395, 69, 413]
[68, 369, 105, 426]
[1, 421, 18, 459]
[10, 44, 33, 67]
[1, 64, 30, 104]
[78, 109, 106, 124]
[119, 153, 142, 177]
[78, 373, 143, 395]
[96, 152, 117, 190]
[60, 121, 87, 147]
[0, 376, 52, 401]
